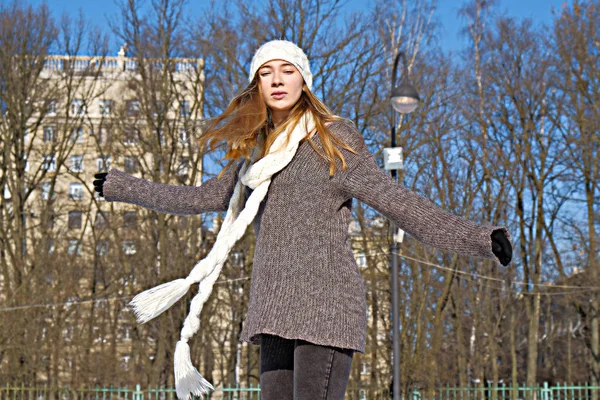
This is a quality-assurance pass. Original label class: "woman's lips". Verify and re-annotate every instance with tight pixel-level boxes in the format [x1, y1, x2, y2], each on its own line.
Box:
[271, 92, 287, 100]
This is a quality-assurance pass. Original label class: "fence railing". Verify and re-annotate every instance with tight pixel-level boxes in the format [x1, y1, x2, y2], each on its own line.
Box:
[0, 382, 597, 400]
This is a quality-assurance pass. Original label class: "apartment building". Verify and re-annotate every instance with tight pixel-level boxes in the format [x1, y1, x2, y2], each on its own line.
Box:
[1, 46, 217, 386]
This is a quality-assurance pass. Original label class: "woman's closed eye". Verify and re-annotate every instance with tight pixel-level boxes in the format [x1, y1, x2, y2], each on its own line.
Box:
[260, 70, 294, 77]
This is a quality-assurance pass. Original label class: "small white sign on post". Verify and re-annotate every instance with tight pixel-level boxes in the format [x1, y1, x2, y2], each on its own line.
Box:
[383, 147, 404, 170]
[393, 228, 405, 244]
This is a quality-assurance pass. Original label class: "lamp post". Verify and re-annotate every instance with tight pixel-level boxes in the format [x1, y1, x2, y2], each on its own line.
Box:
[386, 51, 420, 400]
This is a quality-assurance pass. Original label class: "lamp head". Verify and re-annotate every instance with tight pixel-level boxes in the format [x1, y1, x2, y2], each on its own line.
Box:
[391, 82, 420, 114]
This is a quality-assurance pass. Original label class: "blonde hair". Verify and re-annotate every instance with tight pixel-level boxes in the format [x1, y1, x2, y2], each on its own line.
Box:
[197, 77, 358, 178]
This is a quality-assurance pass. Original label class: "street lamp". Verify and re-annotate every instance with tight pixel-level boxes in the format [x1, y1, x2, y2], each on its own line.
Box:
[391, 52, 420, 114]
[387, 50, 419, 400]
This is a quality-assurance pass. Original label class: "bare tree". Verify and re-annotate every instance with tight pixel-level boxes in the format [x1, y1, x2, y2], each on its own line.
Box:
[455, 0, 514, 391]
[106, 0, 215, 389]
[482, 15, 568, 390]
[551, 1, 600, 393]
[0, 0, 111, 386]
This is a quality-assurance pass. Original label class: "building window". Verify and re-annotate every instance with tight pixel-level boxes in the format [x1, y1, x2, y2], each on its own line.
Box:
[123, 211, 137, 228]
[92, 326, 102, 343]
[70, 155, 84, 173]
[96, 240, 109, 256]
[70, 99, 85, 116]
[42, 154, 56, 171]
[124, 156, 138, 174]
[46, 239, 55, 254]
[231, 250, 243, 267]
[69, 127, 84, 143]
[45, 99, 57, 116]
[67, 239, 82, 256]
[122, 240, 136, 255]
[98, 99, 112, 116]
[98, 127, 110, 145]
[126, 100, 140, 117]
[360, 361, 370, 375]
[44, 209, 56, 229]
[63, 326, 74, 342]
[94, 191, 105, 201]
[69, 183, 83, 200]
[179, 129, 189, 145]
[40, 182, 56, 200]
[179, 100, 190, 117]
[41, 182, 50, 199]
[97, 156, 111, 172]
[153, 100, 165, 117]
[178, 216, 189, 229]
[176, 157, 190, 176]
[122, 324, 132, 341]
[43, 126, 56, 142]
[154, 156, 164, 173]
[356, 252, 367, 268]
[123, 128, 139, 145]
[121, 355, 130, 370]
[95, 210, 108, 228]
[68, 211, 82, 229]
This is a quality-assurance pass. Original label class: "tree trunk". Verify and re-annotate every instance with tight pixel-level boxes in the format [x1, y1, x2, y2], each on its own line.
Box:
[510, 310, 518, 400]
[587, 181, 599, 399]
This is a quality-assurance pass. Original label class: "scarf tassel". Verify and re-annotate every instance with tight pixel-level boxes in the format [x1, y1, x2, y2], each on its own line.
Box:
[129, 278, 192, 324]
[175, 340, 214, 399]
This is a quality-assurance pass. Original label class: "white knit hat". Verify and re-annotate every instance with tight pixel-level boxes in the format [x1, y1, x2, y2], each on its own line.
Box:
[248, 40, 313, 90]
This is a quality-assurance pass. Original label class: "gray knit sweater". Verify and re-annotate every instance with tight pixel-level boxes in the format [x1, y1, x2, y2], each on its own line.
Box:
[103, 121, 510, 353]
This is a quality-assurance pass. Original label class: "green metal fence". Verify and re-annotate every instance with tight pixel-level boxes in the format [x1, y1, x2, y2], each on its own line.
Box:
[0, 384, 262, 400]
[0, 382, 598, 400]
[406, 382, 598, 400]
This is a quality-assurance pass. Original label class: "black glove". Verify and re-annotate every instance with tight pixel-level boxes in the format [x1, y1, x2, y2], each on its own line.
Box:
[491, 229, 512, 266]
[93, 172, 108, 197]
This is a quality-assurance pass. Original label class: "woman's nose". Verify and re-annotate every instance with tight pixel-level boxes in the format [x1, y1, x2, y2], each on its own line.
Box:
[271, 72, 282, 86]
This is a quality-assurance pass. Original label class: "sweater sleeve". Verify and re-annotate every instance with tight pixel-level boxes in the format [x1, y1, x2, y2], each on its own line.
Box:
[340, 144, 511, 265]
[102, 163, 241, 215]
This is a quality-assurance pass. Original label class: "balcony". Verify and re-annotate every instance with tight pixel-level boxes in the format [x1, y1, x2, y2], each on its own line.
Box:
[43, 55, 201, 74]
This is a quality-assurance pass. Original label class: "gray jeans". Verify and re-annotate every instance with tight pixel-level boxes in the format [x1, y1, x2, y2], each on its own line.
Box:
[259, 334, 354, 400]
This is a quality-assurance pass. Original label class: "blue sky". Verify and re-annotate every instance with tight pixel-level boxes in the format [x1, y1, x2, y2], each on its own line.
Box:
[29, 0, 569, 54]
[19, 0, 573, 230]
[24, 0, 571, 183]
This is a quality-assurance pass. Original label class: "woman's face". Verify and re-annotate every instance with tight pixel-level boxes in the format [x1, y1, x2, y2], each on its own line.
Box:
[257, 59, 304, 125]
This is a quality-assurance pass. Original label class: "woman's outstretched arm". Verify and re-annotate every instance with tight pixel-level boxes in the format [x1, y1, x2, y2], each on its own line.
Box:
[338, 136, 511, 265]
[102, 163, 242, 215]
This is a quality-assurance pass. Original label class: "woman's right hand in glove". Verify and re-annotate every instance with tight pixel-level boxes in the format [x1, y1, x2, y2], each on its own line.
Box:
[93, 172, 108, 197]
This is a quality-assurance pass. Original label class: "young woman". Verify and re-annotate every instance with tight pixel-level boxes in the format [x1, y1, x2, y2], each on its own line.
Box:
[93, 40, 512, 400]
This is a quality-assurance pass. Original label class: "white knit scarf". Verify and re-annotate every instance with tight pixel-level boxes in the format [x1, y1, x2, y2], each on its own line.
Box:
[127, 111, 316, 400]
